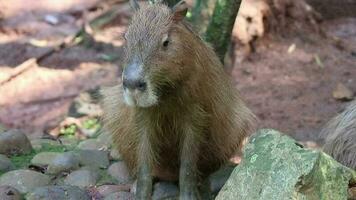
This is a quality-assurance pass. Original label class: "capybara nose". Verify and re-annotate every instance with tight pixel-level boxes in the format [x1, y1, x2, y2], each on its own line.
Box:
[123, 77, 147, 91]
[123, 61, 146, 91]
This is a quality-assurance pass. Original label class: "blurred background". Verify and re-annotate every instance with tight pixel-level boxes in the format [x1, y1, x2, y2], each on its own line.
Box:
[0, 0, 355, 144]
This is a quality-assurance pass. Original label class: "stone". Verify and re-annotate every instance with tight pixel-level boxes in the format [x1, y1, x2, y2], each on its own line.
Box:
[0, 154, 14, 173]
[47, 152, 80, 174]
[97, 132, 112, 147]
[0, 130, 32, 155]
[31, 152, 61, 166]
[64, 169, 100, 188]
[26, 185, 90, 200]
[59, 137, 79, 150]
[109, 148, 122, 160]
[97, 184, 131, 197]
[104, 191, 133, 200]
[216, 129, 356, 200]
[76, 150, 110, 169]
[0, 185, 21, 200]
[77, 139, 108, 150]
[107, 162, 131, 184]
[0, 170, 50, 193]
[152, 181, 179, 200]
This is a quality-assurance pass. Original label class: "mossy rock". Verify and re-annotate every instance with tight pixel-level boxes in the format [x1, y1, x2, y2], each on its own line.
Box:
[217, 129, 356, 200]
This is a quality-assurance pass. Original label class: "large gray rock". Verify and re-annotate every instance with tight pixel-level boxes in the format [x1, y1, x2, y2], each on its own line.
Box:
[216, 129, 356, 200]
[0, 130, 32, 155]
[0, 185, 21, 200]
[107, 162, 131, 184]
[64, 169, 100, 188]
[0, 154, 14, 173]
[26, 185, 90, 200]
[0, 170, 50, 193]
[47, 152, 80, 174]
[31, 152, 61, 166]
[76, 150, 110, 169]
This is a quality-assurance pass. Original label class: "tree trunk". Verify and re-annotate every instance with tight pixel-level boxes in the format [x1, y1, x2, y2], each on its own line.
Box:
[205, 0, 242, 63]
[189, 0, 216, 34]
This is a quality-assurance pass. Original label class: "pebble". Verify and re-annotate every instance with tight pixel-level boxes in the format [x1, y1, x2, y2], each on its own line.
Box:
[0, 130, 32, 155]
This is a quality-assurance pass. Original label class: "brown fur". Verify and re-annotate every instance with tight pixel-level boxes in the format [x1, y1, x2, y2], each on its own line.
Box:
[101, 2, 256, 183]
[321, 101, 356, 169]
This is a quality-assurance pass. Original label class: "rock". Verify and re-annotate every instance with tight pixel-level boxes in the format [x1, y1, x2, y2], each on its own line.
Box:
[216, 129, 356, 200]
[152, 181, 179, 200]
[76, 150, 110, 169]
[31, 152, 61, 166]
[0, 154, 14, 173]
[0, 169, 50, 193]
[104, 191, 133, 200]
[109, 148, 122, 160]
[97, 184, 131, 197]
[0, 129, 33, 155]
[333, 83, 354, 101]
[30, 139, 62, 150]
[47, 152, 80, 174]
[59, 137, 79, 150]
[26, 185, 90, 200]
[0, 185, 21, 200]
[97, 132, 112, 147]
[64, 169, 100, 188]
[107, 162, 131, 184]
[77, 139, 108, 150]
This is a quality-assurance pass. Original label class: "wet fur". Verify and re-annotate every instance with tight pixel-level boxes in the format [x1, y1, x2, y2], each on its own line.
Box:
[101, 3, 256, 181]
[321, 101, 356, 169]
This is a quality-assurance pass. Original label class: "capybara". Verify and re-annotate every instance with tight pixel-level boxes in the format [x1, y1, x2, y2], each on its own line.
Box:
[321, 100, 356, 170]
[101, 0, 256, 199]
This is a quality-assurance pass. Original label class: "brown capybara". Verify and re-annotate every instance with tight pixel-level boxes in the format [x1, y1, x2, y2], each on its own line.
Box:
[101, 0, 256, 199]
[321, 100, 356, 170]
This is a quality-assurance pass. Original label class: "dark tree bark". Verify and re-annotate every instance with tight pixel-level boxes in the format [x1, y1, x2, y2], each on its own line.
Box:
[205, 0, 242, 62]
[189, 0, 216, 34]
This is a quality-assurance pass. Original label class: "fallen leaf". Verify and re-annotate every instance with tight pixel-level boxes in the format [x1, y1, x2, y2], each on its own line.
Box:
[332, 83, 354, 101]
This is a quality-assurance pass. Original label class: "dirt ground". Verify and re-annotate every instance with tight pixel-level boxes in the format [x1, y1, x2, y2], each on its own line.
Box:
[0, 1, 355, 143]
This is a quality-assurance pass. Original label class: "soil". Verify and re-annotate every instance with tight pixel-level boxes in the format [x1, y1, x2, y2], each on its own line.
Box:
[0, 1, 355, 144]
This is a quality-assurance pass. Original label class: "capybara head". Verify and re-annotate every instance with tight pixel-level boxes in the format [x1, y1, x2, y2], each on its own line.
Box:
[122, 1, 191, 107]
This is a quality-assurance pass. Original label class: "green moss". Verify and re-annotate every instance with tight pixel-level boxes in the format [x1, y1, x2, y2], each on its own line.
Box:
[10, 150, 37, 169]
[97, 169, 118, 185]
[10, 144, 68, 169]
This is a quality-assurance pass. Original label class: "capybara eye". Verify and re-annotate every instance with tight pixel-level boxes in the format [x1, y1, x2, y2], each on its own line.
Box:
[163, 40, 169, 47]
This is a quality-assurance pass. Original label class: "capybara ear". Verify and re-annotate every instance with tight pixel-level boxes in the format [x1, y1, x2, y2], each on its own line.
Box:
[129, 0, 140, 11]
[172, 1, 188, 22]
